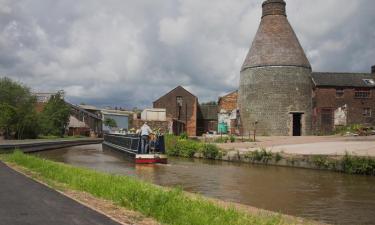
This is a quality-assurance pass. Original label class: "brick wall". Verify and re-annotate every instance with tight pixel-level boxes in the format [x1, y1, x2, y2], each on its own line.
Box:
[153, 86, 198, 136]
[313, 87, 375, 133]
[131, 119, 169, 134]
[218, 91, 238, 112]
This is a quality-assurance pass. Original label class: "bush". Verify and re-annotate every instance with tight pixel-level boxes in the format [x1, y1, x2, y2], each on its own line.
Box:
[202, 144, 219, 159]
[342, 153, 375, 175]
[179, 132, 188, 140]
[245, 149, 273, 163]
[175, 139, 202, 158]
[229, 135, 236, 143]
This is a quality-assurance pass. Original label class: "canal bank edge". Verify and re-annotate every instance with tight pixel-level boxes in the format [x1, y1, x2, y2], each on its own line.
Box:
[193, 149, 375, 176]
[0, 151, 322, 225]
[0, 138, 103, 153]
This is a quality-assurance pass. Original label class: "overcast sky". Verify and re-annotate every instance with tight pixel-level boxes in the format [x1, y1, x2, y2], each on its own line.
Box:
[0, 0, 374, 108]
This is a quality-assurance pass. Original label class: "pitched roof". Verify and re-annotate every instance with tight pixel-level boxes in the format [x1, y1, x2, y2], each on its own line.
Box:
[198, 104, 218, 120]
[312, 72, 375, 88]
[153, 86, 197, 103]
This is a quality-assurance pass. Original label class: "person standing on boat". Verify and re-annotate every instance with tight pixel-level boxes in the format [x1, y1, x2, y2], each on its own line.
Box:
[140, 122, 152, 154]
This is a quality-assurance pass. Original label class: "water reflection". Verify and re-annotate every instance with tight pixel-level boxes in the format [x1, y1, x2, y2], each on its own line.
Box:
[34, 144, 375, 225]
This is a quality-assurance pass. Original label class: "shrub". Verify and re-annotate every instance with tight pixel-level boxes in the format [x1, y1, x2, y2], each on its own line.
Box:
[245, 148, 273, 163]
[179, 132, 188, 140]
[175, 139, 202, 158]
[342, 153, 375, 175]
[202, 144, 220, 159]
[229, 135, 236, 143]
[275, 153, 282, 162]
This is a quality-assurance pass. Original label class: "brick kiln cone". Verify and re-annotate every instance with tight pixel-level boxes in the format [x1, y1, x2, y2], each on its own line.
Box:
[241, 0, 311, 71]
[238, 0, 312, 136]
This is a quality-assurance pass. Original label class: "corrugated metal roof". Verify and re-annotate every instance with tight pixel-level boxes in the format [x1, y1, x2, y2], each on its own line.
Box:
[312, 72, 375, 88]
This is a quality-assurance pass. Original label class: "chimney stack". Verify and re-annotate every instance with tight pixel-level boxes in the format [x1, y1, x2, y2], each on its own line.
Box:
[262, 0, 286, 18]
[372, 65, 375, 74]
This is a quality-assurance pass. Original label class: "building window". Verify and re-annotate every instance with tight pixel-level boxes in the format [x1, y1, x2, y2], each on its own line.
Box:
[336, 88, 344, 98]
[354, 89, 371, 99]
[363, 108, 372, 117]
[176, 96, 183, 107]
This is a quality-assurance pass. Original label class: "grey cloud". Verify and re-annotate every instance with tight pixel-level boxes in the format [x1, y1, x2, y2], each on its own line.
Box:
[0, 0, 374, 108]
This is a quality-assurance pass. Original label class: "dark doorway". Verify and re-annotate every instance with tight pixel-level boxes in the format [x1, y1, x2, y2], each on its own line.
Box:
[292, 113, 302, 136]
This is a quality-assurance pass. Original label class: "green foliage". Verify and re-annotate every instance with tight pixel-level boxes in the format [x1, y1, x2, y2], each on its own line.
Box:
[39, 91, 70, 137]
[215, 136, 229, 143]
[245, 149, 273, 163]
[1, 151, 287, 225]
[0, 77, 39, 139]
[202, 144, 220, 159]
[275, 153, 283, 162]
[104, 118, 117, 128]
[342, 153, 375, 175]
[229, 135, 236, 143]
[165, 135, 223, 159]
[179, 132, 188, 140]
[334, 124, 368, 136]
[175, 139, 202, 158]
[311, 155, 337, 169]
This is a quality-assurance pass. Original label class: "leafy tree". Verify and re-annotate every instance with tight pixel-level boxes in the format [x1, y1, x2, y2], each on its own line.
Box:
[0, 77, 39, 139]
[39, 91, 70, 137]
[104, 118, 117, 129]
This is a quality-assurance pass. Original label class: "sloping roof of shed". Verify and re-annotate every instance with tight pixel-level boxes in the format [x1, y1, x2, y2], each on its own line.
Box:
[312, 72, 375, 88]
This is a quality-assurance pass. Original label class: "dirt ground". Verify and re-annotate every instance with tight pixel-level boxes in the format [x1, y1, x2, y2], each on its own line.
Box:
[217, 135, 375, 156]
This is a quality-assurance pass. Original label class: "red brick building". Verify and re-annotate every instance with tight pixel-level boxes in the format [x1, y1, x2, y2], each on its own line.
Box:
[218, 90, 238, 112]
[312, 71, 375, 134]
[153, 86, 198, 136]
[218, 91, 239, 134]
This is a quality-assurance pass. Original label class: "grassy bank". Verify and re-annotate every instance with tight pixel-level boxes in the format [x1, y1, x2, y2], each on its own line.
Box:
[0, 151, 308, 225]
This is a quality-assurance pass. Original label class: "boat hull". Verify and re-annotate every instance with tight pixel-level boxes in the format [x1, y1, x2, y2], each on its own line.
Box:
[135, 154, 168, 164]
[103, 133, 167, 164]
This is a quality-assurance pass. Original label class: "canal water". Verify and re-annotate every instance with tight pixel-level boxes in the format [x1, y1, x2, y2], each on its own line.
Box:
[34, 144, 375, 225]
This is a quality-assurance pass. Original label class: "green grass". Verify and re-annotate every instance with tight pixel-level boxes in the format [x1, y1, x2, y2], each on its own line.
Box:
[0, 151, 293, 225]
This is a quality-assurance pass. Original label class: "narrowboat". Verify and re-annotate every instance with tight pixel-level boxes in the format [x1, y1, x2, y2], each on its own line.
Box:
[102, 133, 168, 164]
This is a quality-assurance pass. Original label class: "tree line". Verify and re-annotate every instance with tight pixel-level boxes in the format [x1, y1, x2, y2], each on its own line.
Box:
[0, 77, 70, 140]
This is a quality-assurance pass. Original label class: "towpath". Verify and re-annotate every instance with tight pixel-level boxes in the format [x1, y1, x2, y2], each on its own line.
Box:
[0, 161, 120, 225]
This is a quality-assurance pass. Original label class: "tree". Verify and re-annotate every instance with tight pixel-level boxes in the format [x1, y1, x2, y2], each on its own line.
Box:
[39, 91, 70, 137]
[104, 118, 117, 129]
[0, 77, 39, 139]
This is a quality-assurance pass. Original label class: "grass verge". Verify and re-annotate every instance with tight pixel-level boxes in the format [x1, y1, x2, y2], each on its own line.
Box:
[0, 151, 310, 225]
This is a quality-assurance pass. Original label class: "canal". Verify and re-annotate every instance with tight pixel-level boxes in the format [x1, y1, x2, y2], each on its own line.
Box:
[34, 144, 375, 225]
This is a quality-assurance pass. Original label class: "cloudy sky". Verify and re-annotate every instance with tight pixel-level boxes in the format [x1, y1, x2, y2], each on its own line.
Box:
[0, 0, 374, 108]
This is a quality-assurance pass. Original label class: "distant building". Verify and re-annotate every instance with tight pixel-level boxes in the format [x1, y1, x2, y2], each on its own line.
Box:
[33, 91, 63, 112]
[238, 0, 374, 136]
[312, 72, 375, 134]
[101, 109, 133, 132]
[197, 104, 218, 135]
[218, 91, 239, 134]
[153, 86, 198, 136]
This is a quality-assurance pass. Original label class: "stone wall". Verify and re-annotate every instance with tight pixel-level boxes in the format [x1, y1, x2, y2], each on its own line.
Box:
[239, 66, 312, 136]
